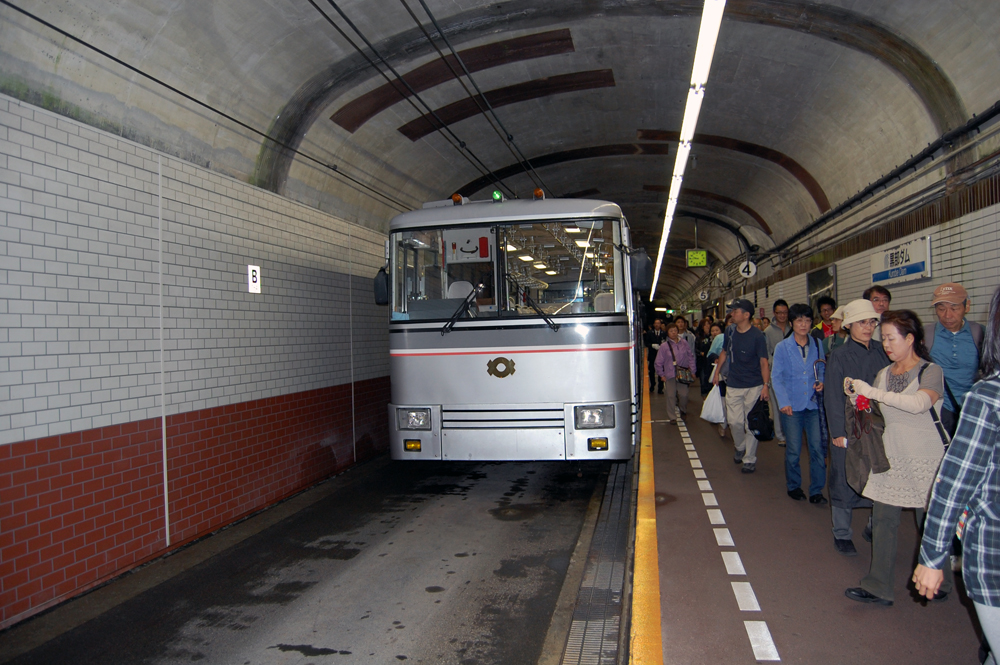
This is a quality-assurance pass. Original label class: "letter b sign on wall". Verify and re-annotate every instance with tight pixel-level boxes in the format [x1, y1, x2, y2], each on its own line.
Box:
[248, 265, 261, 293]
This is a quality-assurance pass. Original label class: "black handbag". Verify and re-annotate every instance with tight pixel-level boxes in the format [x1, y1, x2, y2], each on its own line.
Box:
[666, 341, 695, 384]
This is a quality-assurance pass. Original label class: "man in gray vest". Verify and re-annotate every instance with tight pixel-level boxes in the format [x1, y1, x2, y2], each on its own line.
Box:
[925, 282, 985, 436]
[824, 299, 890, 556]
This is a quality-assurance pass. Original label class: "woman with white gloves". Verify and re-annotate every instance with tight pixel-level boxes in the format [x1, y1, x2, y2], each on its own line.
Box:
[842, 309, 951, 606]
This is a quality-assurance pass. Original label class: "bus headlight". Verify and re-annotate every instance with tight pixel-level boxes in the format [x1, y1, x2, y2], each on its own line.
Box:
[574, 405, 614, 429]
[398, 408, 431, 430]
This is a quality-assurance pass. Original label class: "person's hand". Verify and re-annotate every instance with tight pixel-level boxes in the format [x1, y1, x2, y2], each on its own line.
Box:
[851, 379, 873, 398]
[712, 370, 720, 385]
[912, 564, 944, 599]
[843, 377, 855, 395]
[832, 437, 847, 448]
[780, 406, 793, 416]
[760, 385, 769, 402]
[814, 381, 824, 393]
[651, 343, 660, 350]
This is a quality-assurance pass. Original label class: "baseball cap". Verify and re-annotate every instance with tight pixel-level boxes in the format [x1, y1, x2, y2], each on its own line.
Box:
[931, 283, 968, 306]
[727, 298, 754, 314]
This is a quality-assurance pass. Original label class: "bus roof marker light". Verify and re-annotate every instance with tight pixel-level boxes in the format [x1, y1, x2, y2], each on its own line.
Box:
[492, 190, 504, 202]
[533, 188, 545, 200]
[451, 193, 464, 205]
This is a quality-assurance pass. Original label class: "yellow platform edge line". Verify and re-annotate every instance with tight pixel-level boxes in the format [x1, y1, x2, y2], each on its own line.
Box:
[630, 357, 664, 664]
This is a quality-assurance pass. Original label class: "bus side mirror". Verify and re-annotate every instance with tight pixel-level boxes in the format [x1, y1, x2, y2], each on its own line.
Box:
[374, 267, 389, 305]
[630, 248, 653, 292]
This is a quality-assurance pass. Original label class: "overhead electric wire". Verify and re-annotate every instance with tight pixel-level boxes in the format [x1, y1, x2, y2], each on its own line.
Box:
[412, 0, 553, 196]
[0, 0, 412, 211]
[397, 0, 543, 192]
[317, 0, 517, 199]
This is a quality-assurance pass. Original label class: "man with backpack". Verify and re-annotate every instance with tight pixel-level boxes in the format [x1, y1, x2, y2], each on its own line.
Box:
[925, 282, 985, 436]
[712, 299, 770, 474]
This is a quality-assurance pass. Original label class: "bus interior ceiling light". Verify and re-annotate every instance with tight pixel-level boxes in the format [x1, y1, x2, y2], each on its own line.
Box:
[518, 254, 534, 262]
[650, 0, 727, 301]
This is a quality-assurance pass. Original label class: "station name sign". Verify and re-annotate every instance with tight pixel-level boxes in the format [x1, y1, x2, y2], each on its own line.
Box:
[870, 236, 931, 286]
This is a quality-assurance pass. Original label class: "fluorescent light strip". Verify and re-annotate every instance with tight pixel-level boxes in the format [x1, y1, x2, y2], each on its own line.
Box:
[650, 0, 727, 300]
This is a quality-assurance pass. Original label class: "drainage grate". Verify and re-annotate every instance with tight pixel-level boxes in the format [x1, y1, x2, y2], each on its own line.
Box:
[561, 459, 633, 665]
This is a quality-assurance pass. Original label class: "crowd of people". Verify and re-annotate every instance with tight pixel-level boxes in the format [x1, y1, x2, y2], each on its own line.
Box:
[645, 281, 1000, 663]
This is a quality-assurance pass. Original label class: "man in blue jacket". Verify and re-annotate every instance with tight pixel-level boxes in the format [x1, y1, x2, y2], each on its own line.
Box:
[771, 303, 826, 503]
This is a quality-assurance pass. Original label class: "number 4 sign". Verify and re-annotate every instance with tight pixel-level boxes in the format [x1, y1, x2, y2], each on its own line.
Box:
[738, 260, 757, 280]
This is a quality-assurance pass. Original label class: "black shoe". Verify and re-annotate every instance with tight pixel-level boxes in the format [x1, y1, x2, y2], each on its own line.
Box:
[777, 438, 786, 447]
[834, 538, 858, 556]
[809, 494, 828, 505]
[734, 450, 744, 463]
[787, 488, 806, 501]
[657, 388, 664, 394]
[845, 587, 892, 606]
[741, 462, 756, 474]
[862, 524, 873, 543]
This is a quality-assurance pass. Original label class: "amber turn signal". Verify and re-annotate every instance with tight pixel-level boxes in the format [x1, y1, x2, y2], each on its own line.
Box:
[404, 439, 422, 452]
[588, 437, 609, 451]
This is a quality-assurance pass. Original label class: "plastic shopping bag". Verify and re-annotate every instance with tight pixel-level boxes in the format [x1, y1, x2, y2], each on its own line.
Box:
[700, 384, 726, 423]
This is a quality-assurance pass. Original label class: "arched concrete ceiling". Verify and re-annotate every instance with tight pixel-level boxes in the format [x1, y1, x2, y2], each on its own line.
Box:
[2, 0, 999, 302]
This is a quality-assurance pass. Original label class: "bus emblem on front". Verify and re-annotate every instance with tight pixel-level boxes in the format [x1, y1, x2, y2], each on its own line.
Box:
[487, 357, 516, 378]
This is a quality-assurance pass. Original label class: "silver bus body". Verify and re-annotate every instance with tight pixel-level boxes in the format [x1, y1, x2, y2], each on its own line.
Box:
[384, 198, 643, 461]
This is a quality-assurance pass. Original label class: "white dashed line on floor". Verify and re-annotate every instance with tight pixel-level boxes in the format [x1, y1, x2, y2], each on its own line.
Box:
[722, 551, 746, 575]
[731, 582, 762, 611]
[675, 417, 782, 661]
[744, 621, 781, 661]
[713, 528, 734, 546]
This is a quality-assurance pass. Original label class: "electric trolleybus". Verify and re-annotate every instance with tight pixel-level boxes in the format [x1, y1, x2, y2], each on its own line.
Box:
[374, 193, 652, 461]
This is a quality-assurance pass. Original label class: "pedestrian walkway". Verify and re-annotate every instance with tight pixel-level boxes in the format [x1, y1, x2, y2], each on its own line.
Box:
[644, 380, 982, 664]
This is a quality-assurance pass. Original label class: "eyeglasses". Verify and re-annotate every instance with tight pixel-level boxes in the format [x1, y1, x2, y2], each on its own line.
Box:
[870, 297, 890, 305]
[855, 319, 879, 328]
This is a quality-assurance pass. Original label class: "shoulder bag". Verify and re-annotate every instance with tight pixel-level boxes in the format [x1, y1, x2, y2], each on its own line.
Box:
[667, 341, 695, 384]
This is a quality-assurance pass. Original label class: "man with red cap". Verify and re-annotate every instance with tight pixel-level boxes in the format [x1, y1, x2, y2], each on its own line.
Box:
[924, 282, 985, 436]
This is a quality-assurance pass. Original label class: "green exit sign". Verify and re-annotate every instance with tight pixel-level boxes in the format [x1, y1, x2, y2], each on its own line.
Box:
[686, 249, 708, 267]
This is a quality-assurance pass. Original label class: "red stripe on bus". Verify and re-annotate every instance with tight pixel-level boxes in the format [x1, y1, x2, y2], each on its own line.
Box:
[390, 346, 629, 357]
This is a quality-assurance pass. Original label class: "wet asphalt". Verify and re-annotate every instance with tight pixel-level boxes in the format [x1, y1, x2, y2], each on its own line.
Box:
[6, 459, 608, 665]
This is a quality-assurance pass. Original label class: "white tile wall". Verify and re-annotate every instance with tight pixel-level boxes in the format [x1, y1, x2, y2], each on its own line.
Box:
[0, 94, 389, 445]
[754, 203, 1000, 329]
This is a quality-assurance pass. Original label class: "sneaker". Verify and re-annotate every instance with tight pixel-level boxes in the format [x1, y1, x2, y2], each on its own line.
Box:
[777, 438, 786, 447]
[741, 462, 756, 474]
[787, 488, 806, 501]
[734, 450, 744, 463]
[862, 524, 873, 543]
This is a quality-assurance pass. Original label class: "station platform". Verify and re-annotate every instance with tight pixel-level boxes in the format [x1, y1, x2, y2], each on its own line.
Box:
[641, 381, 984, 664]
[0, 380, 986, 664]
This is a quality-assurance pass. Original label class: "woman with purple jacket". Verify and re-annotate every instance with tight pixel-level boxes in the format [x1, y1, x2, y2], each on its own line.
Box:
[655, 323, 696, 422]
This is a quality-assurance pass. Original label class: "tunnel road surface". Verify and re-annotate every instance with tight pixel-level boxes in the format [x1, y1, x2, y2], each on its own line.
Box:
[6, 459, 608, 665]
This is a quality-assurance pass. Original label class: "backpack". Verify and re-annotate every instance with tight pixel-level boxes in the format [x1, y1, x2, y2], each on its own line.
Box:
[746, 397, 774, 441]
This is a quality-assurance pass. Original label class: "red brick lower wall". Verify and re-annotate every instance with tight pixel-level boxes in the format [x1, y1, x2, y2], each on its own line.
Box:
[0, 375, 389, 628]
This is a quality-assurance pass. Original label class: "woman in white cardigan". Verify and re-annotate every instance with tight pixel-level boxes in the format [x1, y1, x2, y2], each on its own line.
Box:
[843, 309, 951, 606]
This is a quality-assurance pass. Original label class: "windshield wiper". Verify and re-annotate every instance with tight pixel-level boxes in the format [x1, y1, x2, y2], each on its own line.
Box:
[440, 282, 485, 335]
[505, 274, 559, 332]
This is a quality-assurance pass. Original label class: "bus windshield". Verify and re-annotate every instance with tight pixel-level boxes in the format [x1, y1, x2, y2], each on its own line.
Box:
[390, 219, 623, 321]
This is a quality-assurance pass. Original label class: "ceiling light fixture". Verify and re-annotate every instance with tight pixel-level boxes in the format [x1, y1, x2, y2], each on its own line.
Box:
[545, 270, 558, 275]
[533, 262, 547, 269]
[518, 255, 534, 262]
[650, 0, 727, 300]
[574, 240, 590, 248]
[565, 227, 582, 233]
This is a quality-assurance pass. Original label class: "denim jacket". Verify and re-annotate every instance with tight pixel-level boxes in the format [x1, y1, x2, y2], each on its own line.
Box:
[771, 334, 825, 412]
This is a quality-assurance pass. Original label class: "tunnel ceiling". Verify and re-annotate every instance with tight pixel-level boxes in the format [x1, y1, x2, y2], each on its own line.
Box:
[2, 0, 999, 303]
